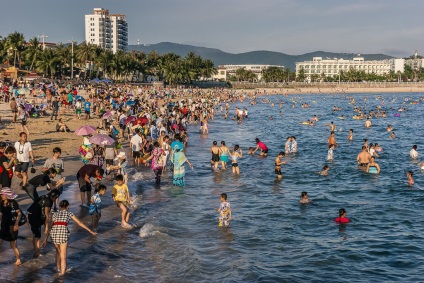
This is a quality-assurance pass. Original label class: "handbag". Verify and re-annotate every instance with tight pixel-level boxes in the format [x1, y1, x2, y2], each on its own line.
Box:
[30, 165, 36, 174]
[18, 210, 27, 226]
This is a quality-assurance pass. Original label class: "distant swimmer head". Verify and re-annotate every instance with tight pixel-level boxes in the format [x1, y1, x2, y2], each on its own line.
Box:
[213, 141, 217, 145]
[339, 208, 347, 216]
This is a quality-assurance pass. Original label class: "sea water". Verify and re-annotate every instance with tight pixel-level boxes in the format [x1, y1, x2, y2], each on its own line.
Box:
[1, 93, 424, 282]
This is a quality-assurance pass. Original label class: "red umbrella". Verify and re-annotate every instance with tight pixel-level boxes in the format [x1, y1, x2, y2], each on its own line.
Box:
[132, 116, 148, 126]
[124, 116, 136, 125]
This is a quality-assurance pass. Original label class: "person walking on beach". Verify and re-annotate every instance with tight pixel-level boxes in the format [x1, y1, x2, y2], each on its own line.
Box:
[76, 164, 104, 206]
[112, 174, 132, 228]
[27, 189, 60, 258]
[17, 105, 30, 135]
[84, 98, 91, 120]
[42, 147, 64, 211]
[0, 145, 17, 188]
[14, 132, 35, 187]
[51, 96, 60, 120]
[45, 200, 97, 276]
[10, 97, 18, 123]
[24, 168, 64, 202]
[0, 188, 22, 265]
[130, 128, 143, 167]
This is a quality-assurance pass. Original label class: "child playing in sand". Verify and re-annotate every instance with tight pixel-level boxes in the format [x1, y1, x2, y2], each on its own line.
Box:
[216, 193, 232, 227]
[112, 174, 131, 228]
[407, 171, 414, 186]
[90, 184, 106, 231]
[299, 192, 311, 204]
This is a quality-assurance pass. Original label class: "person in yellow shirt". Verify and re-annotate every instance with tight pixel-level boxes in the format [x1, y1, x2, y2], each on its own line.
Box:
[111, 174, 131, 228]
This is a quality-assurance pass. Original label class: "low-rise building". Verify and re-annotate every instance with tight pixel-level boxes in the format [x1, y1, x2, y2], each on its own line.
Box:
[296, 57, 404, 78]
[212, 64, 284, 81]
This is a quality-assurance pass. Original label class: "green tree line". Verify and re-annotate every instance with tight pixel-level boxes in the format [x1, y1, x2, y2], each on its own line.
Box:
[0, 31, 217, 85]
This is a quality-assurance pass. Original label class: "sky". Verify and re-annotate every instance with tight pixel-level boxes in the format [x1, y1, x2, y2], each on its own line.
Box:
[0, 0, 422, 57]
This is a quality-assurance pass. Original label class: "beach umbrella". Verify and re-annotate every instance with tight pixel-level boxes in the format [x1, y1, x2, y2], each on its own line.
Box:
[102, 110, 114, 119]
[18, 88, 30, 95]
[89, 134, 115, 146]
[24, 103, 32, 112]
[74, 125, 97, 136]
[124, 116, 136, 125]
[132, 116, 148, 126]
[74, 95, 85, 101]
[126, 100, 135, 106]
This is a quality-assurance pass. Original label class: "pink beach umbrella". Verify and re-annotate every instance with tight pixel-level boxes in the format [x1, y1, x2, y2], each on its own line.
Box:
[74, 125, 97, 136]
[88, 134, 115, 145]
[102, 110, 114, 120]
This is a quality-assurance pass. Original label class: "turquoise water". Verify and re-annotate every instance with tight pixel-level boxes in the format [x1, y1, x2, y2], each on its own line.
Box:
[2, 93, 424, 282]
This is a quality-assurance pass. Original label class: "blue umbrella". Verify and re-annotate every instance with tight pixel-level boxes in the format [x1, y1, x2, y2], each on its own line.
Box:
[126, 100, 135, 106]
[74, 95, 85, 101]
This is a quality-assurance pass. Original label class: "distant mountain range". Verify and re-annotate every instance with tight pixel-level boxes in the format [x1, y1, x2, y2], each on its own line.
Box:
[127, 42, 394, 70]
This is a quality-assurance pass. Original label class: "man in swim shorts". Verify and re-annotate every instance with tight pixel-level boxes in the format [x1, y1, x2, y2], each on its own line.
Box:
[357, 146, 371, 167]
[274, 152, 286, 179]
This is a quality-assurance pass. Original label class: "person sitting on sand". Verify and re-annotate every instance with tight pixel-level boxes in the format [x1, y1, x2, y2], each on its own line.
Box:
[56, 118, 70, 132]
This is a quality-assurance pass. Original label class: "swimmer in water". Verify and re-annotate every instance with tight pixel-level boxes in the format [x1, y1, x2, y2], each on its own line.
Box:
[299, 192, 311, 204]
[387, 125, 393, 132]
[347, 129, 353, 141]
[320, 165, 330, 176]
[374, 143, 382, 152]
[274, 151, 286, 179]
[247, 147, 254, 155]
[324, 121, 336, 131]
[366, 156, 380, 174]
[313, 115, 318, 122]
[253, 138, 268, 156]
[327, 144, 334, 161]
[231, 145, 242, 174]
[269, 116, 273, 120]
[328, 131, 337, 147]
[390, 132, 396, 139]
[335, 208, 350, 223]
[407, 171, 414, 186]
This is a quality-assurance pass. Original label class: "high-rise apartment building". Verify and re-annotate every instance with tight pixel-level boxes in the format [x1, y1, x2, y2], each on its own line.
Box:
[85, 8, 128, 53]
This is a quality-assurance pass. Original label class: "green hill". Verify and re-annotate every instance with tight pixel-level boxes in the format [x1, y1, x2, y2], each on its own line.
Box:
[128, 42, 394, 70]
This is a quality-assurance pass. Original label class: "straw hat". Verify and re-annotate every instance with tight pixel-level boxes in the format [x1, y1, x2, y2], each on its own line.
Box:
[0, 187, 17, 200]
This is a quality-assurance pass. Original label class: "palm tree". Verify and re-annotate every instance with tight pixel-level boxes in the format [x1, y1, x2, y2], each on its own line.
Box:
[98, 49, 114, 78]
[55, 43, 71, 78]
[76, 42, 96, 78]
[200, 59, 217, 80]
[23, 37, 41, 71]
[36, 49, 59, 78]
[4, 32, 25, 68]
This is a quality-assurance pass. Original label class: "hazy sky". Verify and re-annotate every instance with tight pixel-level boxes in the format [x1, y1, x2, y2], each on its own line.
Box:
[0, 0, 421, 57]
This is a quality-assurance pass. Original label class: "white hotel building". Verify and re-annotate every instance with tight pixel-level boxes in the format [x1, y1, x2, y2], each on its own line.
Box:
[296, 57, 404, 78]
[85, 8, 128, 53]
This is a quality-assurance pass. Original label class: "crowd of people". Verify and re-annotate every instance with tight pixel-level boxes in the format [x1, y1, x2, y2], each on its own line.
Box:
[0, 79, 422, 277]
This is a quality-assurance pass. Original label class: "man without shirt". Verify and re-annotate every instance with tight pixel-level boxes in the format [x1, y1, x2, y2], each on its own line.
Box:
[357, 146, 372, 167]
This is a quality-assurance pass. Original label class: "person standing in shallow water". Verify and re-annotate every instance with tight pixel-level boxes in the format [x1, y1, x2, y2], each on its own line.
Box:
[219, 141, 230, 170]
[171, 143, 193, 186]
[210, 141, 220, 170]
[253, 138, 268, 156]
[231, 145, 242, 174]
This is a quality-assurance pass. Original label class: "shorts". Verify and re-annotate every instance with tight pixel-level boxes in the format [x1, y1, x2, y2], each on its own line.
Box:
[132, 151, 141, 158]
[21, 120, 27, 126]
[106, 159, 114, 165]
[77, 175, 92, 192]
[115, 201, 128, 208]
[85, 110, 90, 115]
[275, 169, 282, 175]
[359, 163, 368, 167]
[232, 163, 238, 167]
[119, 124, 126, 130]
[262, 149, 268, 154]
[76, 109, 82, 114]
[220, 156, 229, 162]
[15, 162, 30, 173]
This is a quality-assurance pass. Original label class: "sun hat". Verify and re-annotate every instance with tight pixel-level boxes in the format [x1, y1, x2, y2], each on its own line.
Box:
[0, 187, 17, 200]
[116, 151, 126, 159]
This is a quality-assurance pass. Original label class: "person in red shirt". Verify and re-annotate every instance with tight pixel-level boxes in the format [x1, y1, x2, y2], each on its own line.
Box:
[335, 208, 350, 223]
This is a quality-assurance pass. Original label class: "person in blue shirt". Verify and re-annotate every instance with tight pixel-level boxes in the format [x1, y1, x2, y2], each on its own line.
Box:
[84, 99, 91, 120]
